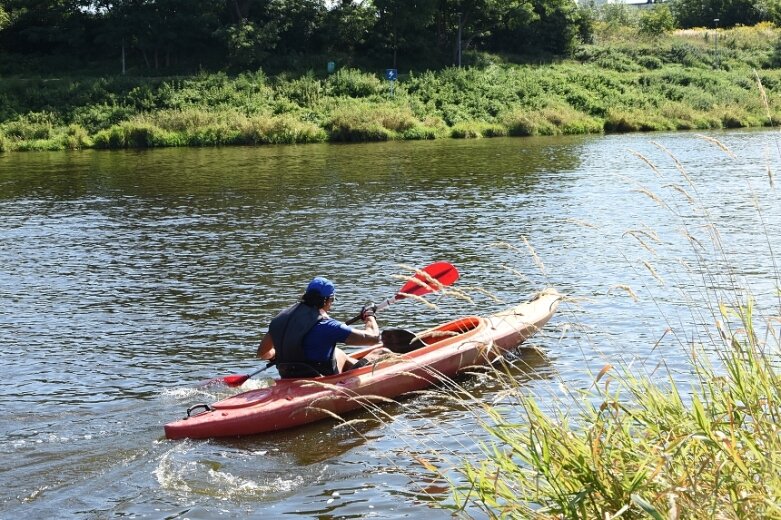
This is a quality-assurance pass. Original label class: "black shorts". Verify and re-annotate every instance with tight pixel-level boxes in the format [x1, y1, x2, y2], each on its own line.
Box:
[278, 358, 338, 378]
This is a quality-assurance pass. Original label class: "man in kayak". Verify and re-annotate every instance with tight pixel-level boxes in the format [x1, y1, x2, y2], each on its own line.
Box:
[257, 276, 390, 378]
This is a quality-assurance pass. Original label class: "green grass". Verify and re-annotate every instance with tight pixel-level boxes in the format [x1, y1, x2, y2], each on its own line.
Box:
[446, 304, 781, 518]
[2, 25, 781, 152]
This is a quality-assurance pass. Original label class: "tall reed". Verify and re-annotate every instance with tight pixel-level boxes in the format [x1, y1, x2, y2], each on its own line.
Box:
[434, 135, 780, 518]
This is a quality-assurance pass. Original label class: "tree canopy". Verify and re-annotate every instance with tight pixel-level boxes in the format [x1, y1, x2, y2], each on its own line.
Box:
[0, 0, 591, 74]
[0, 0, 777, 75]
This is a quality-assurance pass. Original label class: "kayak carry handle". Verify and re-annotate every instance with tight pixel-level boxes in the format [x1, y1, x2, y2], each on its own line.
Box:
[186, 403, 212, 418]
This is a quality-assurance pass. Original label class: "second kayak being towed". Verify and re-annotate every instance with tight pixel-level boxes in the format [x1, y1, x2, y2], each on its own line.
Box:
[165, 288, 561, 440]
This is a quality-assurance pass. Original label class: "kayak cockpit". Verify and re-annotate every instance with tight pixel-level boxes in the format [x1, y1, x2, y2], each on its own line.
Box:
[402, 316, 485, 355]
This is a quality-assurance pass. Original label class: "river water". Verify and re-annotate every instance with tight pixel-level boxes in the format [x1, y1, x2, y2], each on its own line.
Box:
[1, 130, 779, 518]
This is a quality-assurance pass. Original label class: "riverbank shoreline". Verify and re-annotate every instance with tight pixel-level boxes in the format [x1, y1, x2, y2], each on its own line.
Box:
[2, 25, 780, 154]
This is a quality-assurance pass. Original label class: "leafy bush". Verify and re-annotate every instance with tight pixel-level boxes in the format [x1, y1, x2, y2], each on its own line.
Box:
[604, 107, 677, 132]
[325, 68, 384, 98]
[402, 125, 439, 140]
[501, 104, 604, 136]
[276, 72, 323, 107]
[63, 124, 92, 149]
[2, 111, 58, 139]
[238, 114, 326, 144]
[71, 104, 137, 133]
[450, 121, 506, 138]
[326, 102, 419, 141]
[93, 122, 179, 148]
[639, 5, 675, 37]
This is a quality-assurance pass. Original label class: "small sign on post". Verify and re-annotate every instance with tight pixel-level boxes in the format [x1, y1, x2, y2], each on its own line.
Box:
[385, 68, 397, 96]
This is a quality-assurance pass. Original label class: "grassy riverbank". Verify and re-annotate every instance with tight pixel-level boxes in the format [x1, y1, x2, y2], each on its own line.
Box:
[1, 24, 781, 153]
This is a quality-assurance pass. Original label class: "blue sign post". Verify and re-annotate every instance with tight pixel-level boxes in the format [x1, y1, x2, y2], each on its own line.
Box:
[385, 68, 397, 96]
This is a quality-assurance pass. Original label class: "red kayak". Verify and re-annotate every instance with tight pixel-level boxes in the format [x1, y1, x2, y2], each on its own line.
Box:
[165, 289, 561, 440]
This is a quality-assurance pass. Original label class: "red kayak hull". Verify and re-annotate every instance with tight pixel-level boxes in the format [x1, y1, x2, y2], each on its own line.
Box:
[164, 289, 561, 439]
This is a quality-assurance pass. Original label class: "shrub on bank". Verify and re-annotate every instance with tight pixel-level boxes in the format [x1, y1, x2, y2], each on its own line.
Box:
[325, 68, 385, 98]
[450, 121, 507, 138]
[502, 105, 604, 136]
[239, 114, 327, 144]
[93, 121, 179, 148]
[605, 107, 678, 132]
[658, 101, 722, 129]
[326, 102, 421, 141]
[2, 111, 57, 140]
[64, 124, 92, 149]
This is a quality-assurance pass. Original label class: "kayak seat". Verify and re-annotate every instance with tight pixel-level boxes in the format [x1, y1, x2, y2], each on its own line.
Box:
[381, 328, 424, 354]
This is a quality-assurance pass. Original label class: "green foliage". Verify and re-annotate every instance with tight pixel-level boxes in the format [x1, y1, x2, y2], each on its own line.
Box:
[605, 107, 678, 132]
[64, 124, 92, 150]
[325, 101, 420, 142]
[450, 121, 507, 138]
[276, 72, 323, 108]
[0, 6, 9, 32]
[71, 104, 136, 133]
[93, 122, 180, 149]
[591, 3, 640, 42]
[325, 69, 384, 98]
[1, 24, 781, 151]
[402, 125, 440, 140]
[671, 0, 764, 28]
[502, 105, 604, 136]
[238, 115, 327, 144]
[639, 5, 675, 37]
[217, 20, 281, 70]
[2, 112, 58, 140]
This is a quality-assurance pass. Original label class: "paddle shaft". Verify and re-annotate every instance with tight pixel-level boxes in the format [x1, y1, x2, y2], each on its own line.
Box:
[218, 361, 275, 387]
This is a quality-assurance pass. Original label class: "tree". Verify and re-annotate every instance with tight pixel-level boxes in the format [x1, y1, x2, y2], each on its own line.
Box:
[373, 0, 438, 67]
[437, 0, 514, 65]
[320, 0, 376, 56]
[488, 0, 583, 57]
[639, 4, 675, 36]
[93, 0, 224, 71]
[275, 0, 327, 53]
[0, 0, 91, 54]
[671, 0, 763, 28]
[529, 0, 583, 55]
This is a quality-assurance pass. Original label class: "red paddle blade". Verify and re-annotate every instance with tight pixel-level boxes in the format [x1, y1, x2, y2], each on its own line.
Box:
[397, 261, 459, 299]
[222, 374, 251, 387]
[198, 373, 250, 388]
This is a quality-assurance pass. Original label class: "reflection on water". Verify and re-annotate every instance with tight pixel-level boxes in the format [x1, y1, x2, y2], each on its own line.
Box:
[1, 130, 779, 517]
